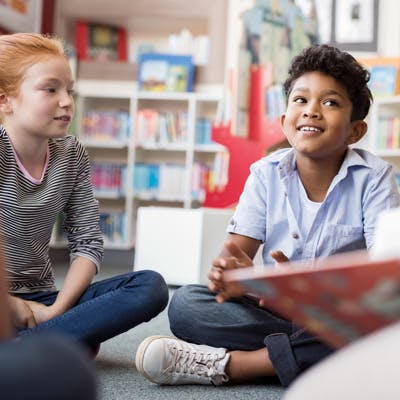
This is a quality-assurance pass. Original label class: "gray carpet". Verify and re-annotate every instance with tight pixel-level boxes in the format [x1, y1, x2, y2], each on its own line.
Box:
[95, 296, 285, 400]
[53, 261, 285, 399]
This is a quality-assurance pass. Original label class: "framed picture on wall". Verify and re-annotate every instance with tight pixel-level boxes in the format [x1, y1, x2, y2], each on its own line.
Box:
[331, 0, 379, 51]
[0, 0, 43, 33]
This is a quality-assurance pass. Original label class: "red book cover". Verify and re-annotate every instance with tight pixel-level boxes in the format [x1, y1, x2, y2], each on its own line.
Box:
[224, 251, 400, 348]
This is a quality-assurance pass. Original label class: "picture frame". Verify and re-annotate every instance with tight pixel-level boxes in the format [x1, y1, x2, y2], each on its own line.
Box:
[137, 53, 194, 92]
[331, 0, 379, 52]
[75, 21, 128, 62]
[0, 0, 43, 33]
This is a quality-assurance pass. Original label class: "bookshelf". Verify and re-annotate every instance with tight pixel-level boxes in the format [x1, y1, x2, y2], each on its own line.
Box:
[368, 95, 400, 189]
[51, 79, 225, 250]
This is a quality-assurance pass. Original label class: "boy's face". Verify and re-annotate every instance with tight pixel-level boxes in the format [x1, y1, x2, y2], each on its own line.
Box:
[2, 55, 74, 141]
[281, 71, 366, 160]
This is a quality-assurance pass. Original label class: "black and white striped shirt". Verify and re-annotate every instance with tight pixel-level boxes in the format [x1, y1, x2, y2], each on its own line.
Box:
[0, 127, 103, 294]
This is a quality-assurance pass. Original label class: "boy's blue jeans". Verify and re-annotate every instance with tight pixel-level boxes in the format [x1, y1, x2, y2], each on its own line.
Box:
[17, 270, 169, 347]
[168, 284, 334, 387]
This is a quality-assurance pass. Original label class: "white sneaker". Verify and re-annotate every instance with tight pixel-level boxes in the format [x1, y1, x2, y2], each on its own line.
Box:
[135, 335, 230, 385]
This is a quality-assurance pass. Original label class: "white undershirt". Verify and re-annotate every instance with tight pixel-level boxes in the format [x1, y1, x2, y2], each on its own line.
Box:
[298, 176, 322, 238]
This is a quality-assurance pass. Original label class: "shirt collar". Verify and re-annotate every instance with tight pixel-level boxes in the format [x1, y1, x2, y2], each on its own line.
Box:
[268, 147, 371, 175]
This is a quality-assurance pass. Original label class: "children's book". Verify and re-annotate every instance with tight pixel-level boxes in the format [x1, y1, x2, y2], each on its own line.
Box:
[223, 250, 400, 348]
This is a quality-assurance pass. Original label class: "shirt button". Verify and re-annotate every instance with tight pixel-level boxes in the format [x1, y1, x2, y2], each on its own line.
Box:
[284, 192, 287, 197]
[229, 218, 235, 225]
[292, 233, 299, 239]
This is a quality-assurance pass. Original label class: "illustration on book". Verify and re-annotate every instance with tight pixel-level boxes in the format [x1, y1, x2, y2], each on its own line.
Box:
[224, 251, 400, 348]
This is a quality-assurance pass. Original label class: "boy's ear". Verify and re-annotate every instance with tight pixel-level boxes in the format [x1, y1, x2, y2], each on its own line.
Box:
[280, 113, 286, 127]
[347, 120, 367, 145]
[0, 94, 12, 114]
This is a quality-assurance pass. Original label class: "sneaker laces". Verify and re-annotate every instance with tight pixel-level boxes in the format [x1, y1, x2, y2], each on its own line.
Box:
[168, 341, 229, 385]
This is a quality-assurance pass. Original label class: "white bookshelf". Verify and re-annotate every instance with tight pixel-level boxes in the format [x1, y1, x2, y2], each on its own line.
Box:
[51, 79, 226, 250]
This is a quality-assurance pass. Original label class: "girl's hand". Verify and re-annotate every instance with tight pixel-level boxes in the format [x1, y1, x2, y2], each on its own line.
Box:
[8, 296, 36, 328]
[25, 301, 60, 325]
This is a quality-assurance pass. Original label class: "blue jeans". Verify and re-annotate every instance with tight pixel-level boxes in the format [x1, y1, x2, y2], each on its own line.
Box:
[168, 285, 334, 387]
[0, 335, 97, 400]
[17, 270, 169, 348]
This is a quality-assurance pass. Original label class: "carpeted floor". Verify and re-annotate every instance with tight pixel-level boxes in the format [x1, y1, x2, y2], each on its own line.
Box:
[95, 301, 285, 400]
[54, 261, 285, 400]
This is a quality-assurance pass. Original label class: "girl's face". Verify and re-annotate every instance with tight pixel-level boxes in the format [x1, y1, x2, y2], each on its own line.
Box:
[281, 71, 366, 162]
[4, 56, 74, 141]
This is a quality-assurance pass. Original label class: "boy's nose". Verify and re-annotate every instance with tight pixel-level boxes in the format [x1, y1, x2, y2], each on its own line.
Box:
[302, 110, 320, 119]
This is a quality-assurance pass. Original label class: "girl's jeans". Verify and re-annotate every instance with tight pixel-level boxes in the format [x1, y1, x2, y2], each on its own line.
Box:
[168, 284, 334, 387]
[17, 270, 169, 347]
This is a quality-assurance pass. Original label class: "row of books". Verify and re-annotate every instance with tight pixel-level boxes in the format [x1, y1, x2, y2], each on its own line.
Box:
[135, 109, 188, 145]
[89, 154, 229, 200]
[99, 211, 126, 244]
[91, 163, 127, 196]
[82, 110, 130, 141]
[133, 158, 228, 202]
[375, 115, 400, 150]
[52, 210, 126, 245]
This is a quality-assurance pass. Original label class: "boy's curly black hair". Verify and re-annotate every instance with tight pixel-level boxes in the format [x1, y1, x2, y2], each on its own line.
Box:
[283, 44, 372, 121]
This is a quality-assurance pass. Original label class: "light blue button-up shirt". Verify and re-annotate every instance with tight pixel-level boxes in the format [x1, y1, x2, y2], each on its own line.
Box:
[228, 148, 400, 265]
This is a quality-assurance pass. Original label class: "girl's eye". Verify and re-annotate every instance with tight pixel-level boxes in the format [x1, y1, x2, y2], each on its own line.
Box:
[45, 88, 56, 93]
[67, 89, 75, 96]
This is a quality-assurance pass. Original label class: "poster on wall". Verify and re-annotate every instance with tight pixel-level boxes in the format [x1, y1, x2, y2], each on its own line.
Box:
[0, 0, 42, 33]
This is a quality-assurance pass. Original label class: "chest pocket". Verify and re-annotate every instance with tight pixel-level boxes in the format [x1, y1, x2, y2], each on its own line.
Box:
[317, 224, 365, 256]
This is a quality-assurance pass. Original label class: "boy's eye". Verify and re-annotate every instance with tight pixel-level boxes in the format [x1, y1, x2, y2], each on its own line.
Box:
[293, 97, 306, 103]
[324, 99, 339, 107]
[67, 89, 75, 96]
[45, 88, 56, 93]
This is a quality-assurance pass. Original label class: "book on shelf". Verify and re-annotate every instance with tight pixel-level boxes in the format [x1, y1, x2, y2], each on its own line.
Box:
[75, 21, 127, 62]
[358, 57, 400, 96]
[369, 65, 398, 97]
[224, 251, 400, 349]
[137, 53, 194, 92]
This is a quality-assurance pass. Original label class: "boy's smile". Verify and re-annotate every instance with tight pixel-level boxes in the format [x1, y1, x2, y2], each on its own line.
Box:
[281, 71, 366, 162]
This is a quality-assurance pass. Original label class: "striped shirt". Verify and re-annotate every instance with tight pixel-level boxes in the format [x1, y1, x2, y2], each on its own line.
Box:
[0, 127, 103, 294]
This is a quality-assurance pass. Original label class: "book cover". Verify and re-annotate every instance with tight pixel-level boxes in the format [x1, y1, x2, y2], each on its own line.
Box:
[75, 21, 127, 62]
[224, 251, 400, 348]
[138, 53, 194, 92]
[369, 65, 398, 96]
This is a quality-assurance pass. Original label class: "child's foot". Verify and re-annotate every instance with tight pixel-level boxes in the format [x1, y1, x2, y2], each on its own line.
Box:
[135, 335, 230, 385]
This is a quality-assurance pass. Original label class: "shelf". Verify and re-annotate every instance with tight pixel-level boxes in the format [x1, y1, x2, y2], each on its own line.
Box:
[81, 139, 129, 148]
[375, 95, 400, 105]
[374, 149, 400, 157]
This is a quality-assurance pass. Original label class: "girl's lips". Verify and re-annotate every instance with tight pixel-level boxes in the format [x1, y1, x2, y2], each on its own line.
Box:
[54, 115, 71, 121]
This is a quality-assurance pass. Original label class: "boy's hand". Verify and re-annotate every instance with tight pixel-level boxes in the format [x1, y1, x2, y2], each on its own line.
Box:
[269, 250, 289, 266]
[256, 249, 289, 307]
[208, 240, 253, 303]
[8, 296, 36, 328]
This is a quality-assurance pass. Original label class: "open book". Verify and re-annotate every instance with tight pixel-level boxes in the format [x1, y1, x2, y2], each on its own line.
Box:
[223, 250, 400, 348]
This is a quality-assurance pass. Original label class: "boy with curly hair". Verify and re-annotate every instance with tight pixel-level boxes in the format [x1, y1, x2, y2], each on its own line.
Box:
[136, 45, 400, 387]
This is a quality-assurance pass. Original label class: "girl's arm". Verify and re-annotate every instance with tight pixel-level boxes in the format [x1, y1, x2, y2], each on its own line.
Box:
[27, 256, 96, 324]
[0, 243, 14, 340]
